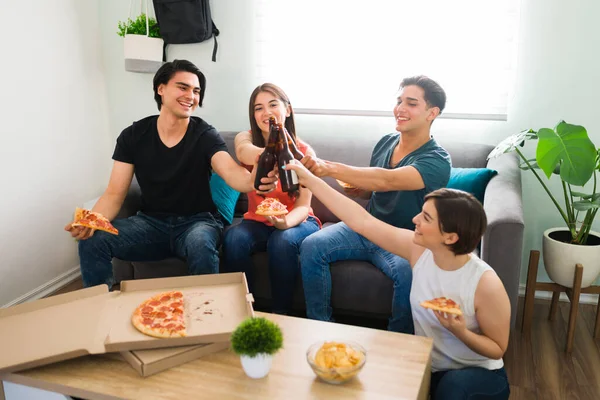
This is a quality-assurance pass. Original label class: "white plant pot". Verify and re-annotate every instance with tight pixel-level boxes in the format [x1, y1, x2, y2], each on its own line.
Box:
[240, 353, 273, 379]
[123, 34, 164, 73]
[542, 228, 600, 288]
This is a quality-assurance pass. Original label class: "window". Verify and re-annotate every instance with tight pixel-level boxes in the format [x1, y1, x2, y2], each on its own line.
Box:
[255, 0, 520, 120]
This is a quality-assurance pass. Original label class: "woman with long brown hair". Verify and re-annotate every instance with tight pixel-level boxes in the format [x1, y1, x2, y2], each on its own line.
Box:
[221, 83, 321, 314]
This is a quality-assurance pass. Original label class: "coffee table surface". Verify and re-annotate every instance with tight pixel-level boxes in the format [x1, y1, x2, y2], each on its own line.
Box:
[1, 312, 432, 400]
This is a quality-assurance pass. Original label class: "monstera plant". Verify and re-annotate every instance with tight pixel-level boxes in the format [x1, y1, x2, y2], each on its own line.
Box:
[489, 120, 598, 244]
[489, 120, 600, 288]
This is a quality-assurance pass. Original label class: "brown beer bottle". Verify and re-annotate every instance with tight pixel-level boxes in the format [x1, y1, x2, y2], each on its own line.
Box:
[283, 127, 305, 161]
[276, 122, 300, 193]
[253, 117, 279, 190]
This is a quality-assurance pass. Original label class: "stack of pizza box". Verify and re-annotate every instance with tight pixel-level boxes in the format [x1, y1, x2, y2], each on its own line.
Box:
[0, 273, 254, 377]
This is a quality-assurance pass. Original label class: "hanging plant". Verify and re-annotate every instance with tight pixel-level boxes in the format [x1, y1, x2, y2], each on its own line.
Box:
[117, 13, 160, 38]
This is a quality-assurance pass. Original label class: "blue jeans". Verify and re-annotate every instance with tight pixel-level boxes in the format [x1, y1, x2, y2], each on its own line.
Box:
[78, 212, 224, 288]
[221, 217, 320, 314]
[431, 367, 510, 400]
[299, 222, 414, 333]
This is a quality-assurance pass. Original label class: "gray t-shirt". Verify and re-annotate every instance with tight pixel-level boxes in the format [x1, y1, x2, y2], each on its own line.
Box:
[367, 133, 451, 229]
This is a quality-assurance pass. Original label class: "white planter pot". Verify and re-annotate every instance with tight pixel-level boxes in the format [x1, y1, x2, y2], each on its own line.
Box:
[542, 228, 600, 288]
[123, 34, 164, 73]
[240, 353, 273, 379]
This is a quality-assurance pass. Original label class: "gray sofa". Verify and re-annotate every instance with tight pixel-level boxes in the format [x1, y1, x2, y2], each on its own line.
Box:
[113, 131, 524, 328]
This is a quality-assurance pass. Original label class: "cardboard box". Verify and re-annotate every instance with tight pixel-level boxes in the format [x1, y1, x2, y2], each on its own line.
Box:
[120, 342, 230, 377]
[0, 273, 254, 374]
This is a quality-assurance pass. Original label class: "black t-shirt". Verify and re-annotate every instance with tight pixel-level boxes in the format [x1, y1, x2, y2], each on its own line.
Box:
[112, 116, 228, 217]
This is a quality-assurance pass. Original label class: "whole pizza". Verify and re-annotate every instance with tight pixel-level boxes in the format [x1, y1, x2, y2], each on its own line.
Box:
[132, 291, 187, 338]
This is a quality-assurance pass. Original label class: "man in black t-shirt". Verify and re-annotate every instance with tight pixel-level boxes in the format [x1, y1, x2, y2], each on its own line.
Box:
[65, 60, 277, 288]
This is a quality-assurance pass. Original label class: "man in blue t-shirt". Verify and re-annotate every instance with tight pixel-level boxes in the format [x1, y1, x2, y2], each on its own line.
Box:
[300, 76, 451, 333]
[64, 60, 277, 288]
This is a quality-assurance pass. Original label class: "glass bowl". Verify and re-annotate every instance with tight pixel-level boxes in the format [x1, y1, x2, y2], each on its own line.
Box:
[306, 340, 367, 384]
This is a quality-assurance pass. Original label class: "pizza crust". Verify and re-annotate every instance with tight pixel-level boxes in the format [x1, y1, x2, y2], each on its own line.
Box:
[420, 299, 463, 316]
[255, 209, 289, 216]
[336, 179, 357, 189]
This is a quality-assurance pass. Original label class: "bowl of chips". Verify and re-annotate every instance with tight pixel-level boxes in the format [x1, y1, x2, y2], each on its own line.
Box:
[306, 340, 366, 384]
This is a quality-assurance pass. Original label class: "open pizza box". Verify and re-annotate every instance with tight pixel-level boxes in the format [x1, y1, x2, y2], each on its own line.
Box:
[0, 273, 254, 375]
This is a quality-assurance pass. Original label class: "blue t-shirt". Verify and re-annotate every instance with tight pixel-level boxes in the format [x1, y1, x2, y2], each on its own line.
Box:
[367, 133, 451, 230]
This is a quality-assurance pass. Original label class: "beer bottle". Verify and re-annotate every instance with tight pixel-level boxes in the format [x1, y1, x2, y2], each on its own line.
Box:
[253, 117, 279, 190]
[283, 127, 305, 161]
[276, 122, 300, 193]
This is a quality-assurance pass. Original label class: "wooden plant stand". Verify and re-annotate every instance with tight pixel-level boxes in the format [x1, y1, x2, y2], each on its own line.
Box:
[521, 250, 600, 353]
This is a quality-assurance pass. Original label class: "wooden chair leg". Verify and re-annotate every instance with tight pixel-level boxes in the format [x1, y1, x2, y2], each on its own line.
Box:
[549, 291, 560, 320]
[565, 264, 584, 353]
[595, 295, 600, 339]
[522, 250, 540, 335]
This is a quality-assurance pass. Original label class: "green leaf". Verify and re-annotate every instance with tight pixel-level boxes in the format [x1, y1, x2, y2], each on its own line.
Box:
[117, 14, 161, 38]
[573, 200, 600, 211]
[571, 191, 593, 199]
[230, 317, 283, 357]
[487, 129, 538, 160]
[536, 121, 596, 186]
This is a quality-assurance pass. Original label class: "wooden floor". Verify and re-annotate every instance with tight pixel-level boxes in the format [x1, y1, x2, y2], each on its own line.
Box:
[49, 280, 600, 399]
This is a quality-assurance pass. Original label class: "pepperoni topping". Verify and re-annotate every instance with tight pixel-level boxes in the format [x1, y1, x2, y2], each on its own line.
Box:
[160, 306, 170, 312]
[149, 300, 161, 306]
[160, 295, 171, 302]
[141, 306, 153, 313]
[174, 325, 184, 331]
[165, 323, 176, 329]
[173, 292, 183, 298]
[156, 312, 167, 319]
[170, 302, 182, 308]
[142, 318, 153, 325]
[172, 308, 183, 315]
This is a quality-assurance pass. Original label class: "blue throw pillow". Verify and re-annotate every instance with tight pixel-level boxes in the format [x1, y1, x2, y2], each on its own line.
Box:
[210, 172, 240, 225]
[446, 168, 498, 203]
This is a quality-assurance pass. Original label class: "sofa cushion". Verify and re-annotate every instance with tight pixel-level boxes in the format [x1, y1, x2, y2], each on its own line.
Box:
[210, 172, 240, 224]
[447, 167, 498, 203]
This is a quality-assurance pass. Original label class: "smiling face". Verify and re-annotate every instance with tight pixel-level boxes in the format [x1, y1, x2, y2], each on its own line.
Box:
[156, 71, 200, 119]
[412, 199, 458, 251]
[253, 91, 291, 137]
[393, 85, 440, 134]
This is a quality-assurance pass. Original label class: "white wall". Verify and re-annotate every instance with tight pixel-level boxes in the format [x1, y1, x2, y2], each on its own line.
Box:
[0, 0, 112, 305]
[97, 0, 600, 286]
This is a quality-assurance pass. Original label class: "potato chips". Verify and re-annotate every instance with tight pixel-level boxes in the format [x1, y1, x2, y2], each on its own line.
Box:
[310, 341, 366, 383]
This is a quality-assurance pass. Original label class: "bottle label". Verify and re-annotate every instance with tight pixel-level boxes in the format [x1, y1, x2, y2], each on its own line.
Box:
[291, 170, 299, 184]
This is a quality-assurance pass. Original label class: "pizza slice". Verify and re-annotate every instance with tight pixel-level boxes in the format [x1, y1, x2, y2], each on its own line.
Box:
[336, 179, 357, 189]
[420, 296, 463, 316]
[71, 207, 118, 235]
[132, 291, 187, 338]
[255, 197, 289, 216]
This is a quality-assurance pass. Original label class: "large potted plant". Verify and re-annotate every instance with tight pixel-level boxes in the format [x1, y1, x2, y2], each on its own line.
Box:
[117, 8, 163, 73]
[489, 120, 600, 287]
[230, 317, 283, 379]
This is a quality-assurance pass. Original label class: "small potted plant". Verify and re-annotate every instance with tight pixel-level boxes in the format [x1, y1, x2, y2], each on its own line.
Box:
[117, 12, 163, 73]
[230, 317, 283, 379]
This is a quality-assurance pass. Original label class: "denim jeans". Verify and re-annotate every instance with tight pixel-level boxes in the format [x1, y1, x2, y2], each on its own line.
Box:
[221, 216, 320, 314]
[431, 367, 510, 400]
[299, 222, 414, 333]
[78, 211, 224, 288]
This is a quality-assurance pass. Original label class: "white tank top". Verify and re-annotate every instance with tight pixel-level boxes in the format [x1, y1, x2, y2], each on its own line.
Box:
[410, 249, 504, 372]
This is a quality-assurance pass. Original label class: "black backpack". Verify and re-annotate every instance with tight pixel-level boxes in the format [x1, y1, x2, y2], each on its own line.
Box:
[152, 0, 220, 62]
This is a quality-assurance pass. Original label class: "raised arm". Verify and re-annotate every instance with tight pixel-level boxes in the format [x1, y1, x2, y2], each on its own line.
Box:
[234, 130, 263, 166]
[285, 161, 422, 264]
[211, 150, 277, 194]
[301, 155, 425, 192]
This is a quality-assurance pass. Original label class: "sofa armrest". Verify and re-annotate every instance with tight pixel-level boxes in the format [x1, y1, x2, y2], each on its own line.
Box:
[481, 151, 524, 328]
